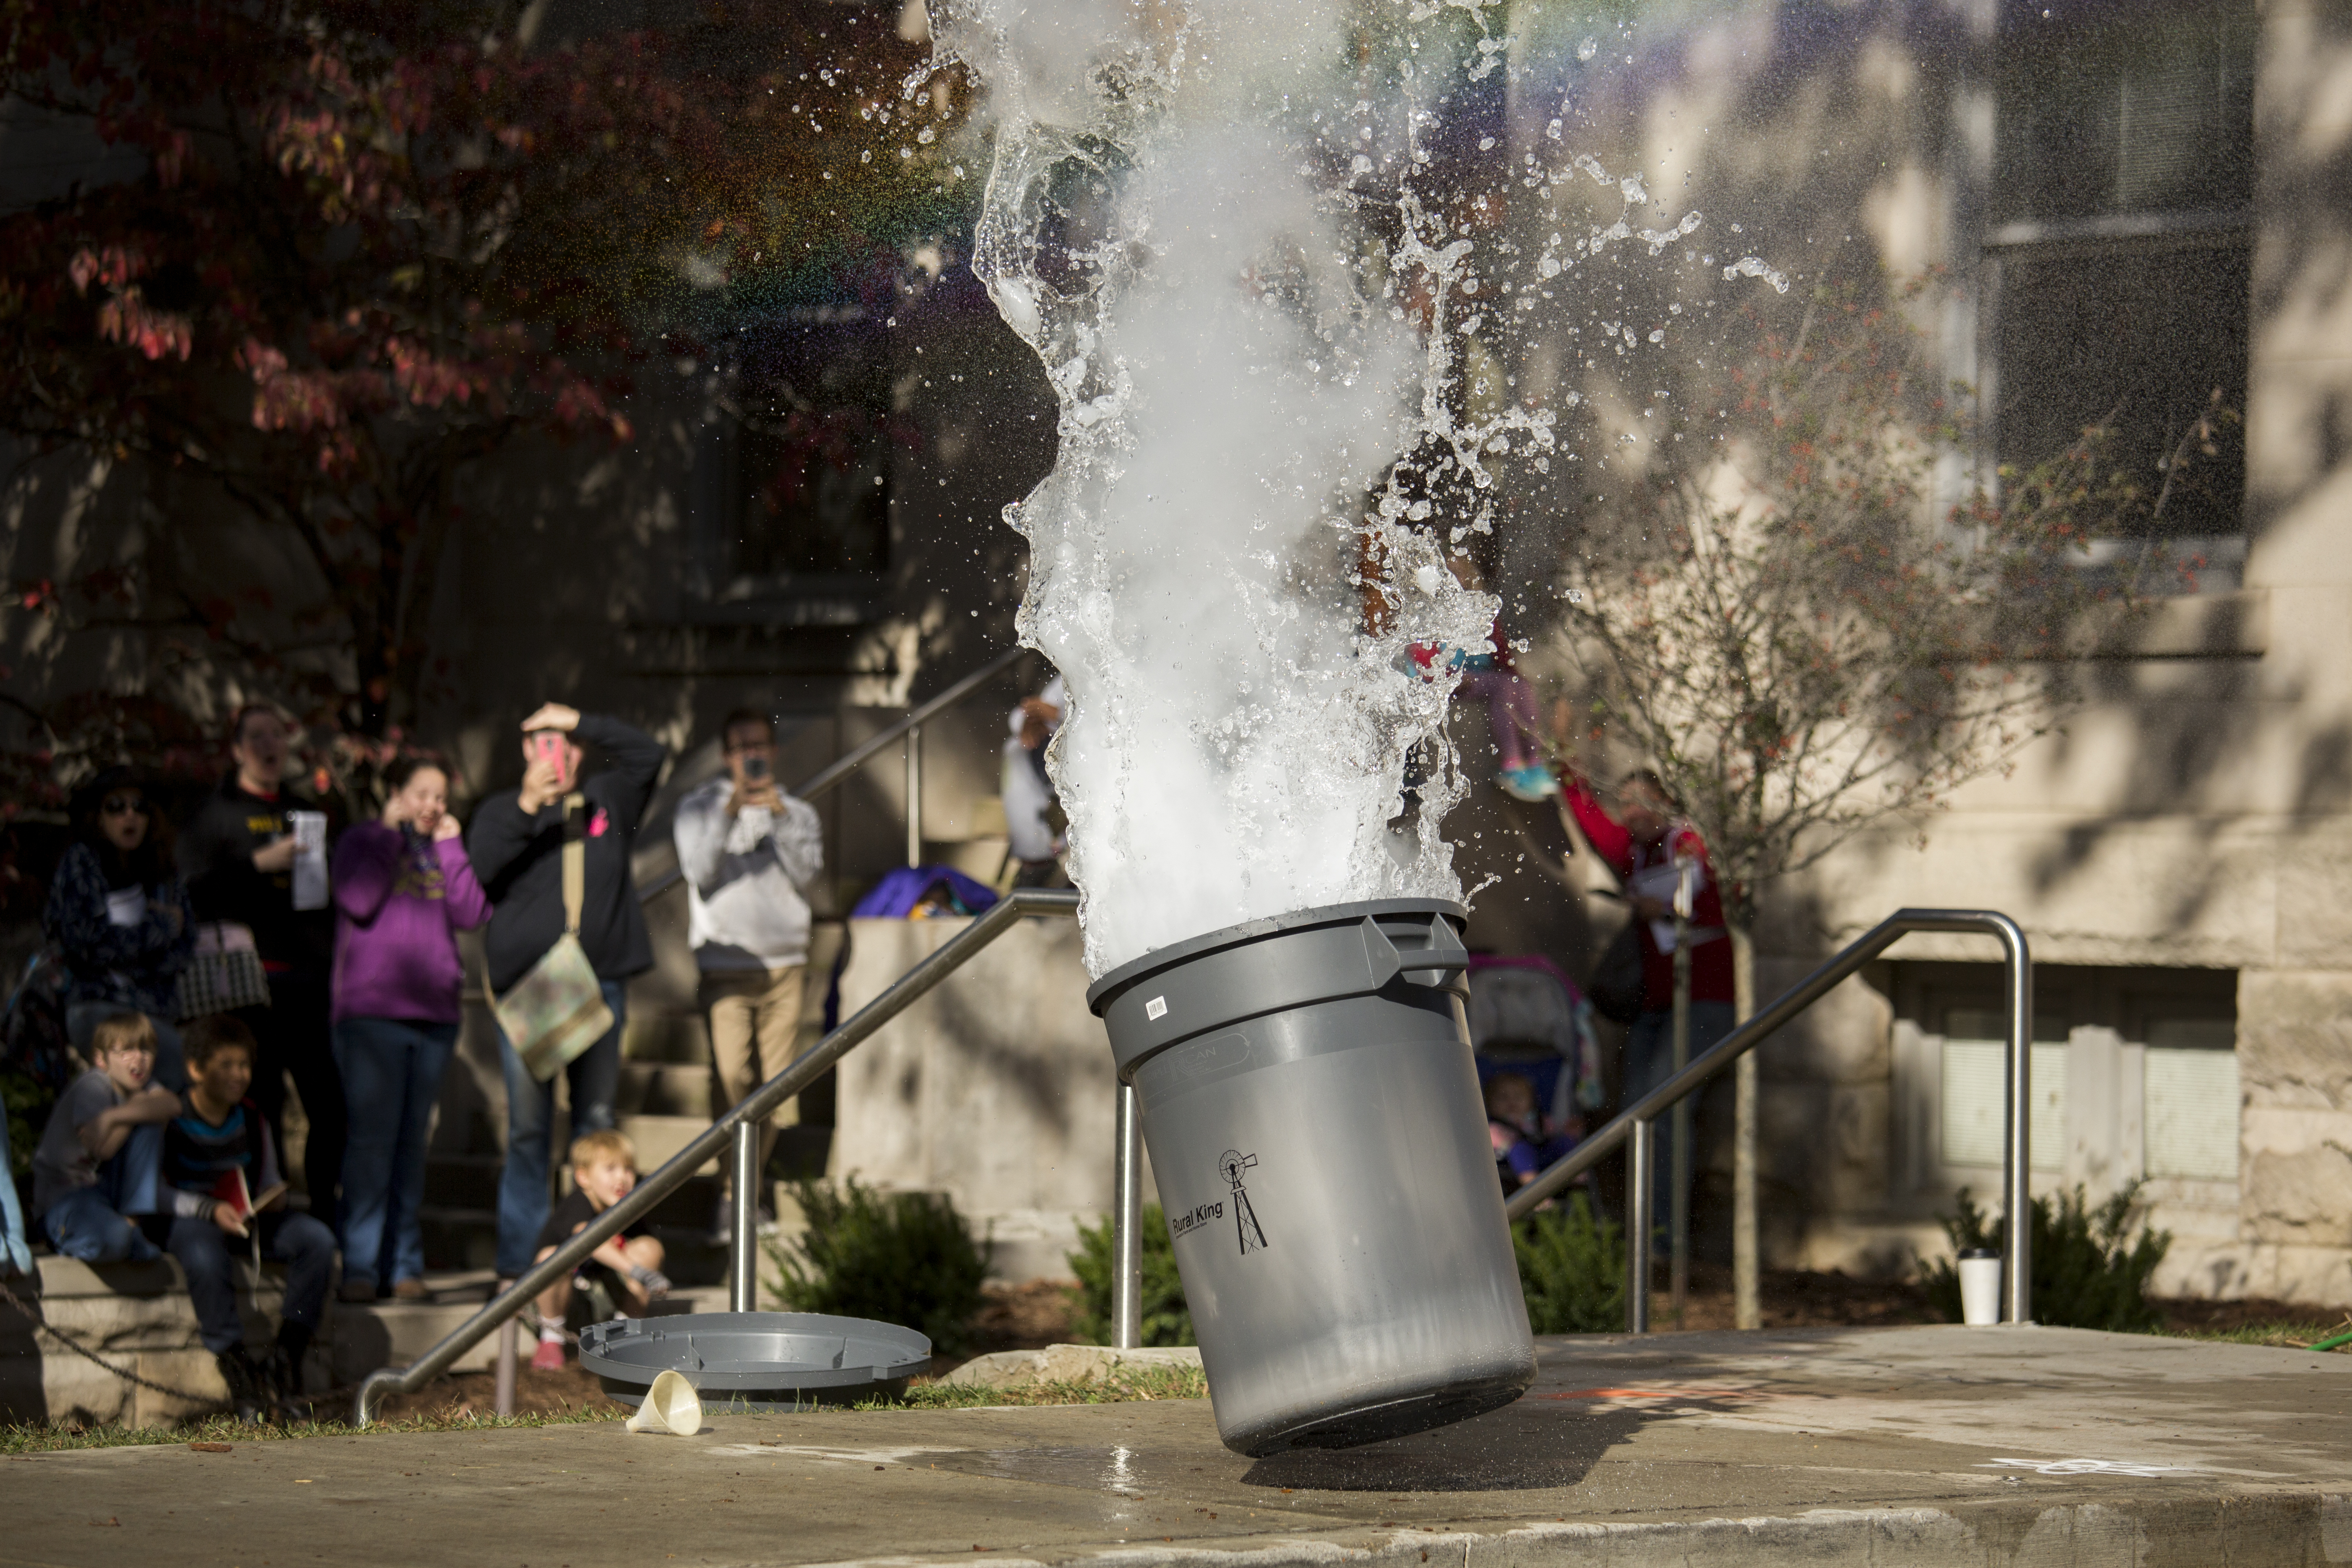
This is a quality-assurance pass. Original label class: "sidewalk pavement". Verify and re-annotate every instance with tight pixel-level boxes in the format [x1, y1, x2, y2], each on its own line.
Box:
[7, 1324, 2350, 1567]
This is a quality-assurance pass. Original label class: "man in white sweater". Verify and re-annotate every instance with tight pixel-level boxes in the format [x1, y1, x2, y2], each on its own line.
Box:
[673, 708, 824, 1231]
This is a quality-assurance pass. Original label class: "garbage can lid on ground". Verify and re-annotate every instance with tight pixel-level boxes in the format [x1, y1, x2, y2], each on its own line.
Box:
[579, 1311, 930, 1410]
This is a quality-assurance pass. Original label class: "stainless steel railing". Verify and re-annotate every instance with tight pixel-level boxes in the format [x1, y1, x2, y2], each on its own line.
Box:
[353, 886, 1086, 1424]
[1506, 908, 2035, 1331]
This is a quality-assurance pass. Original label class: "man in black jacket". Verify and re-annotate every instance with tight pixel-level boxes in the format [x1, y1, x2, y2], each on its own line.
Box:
[177, 704, 347, 1222]
[468, 702, 667, 1284]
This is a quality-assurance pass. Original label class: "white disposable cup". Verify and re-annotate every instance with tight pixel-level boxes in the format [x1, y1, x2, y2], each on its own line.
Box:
[1958, 1253, 2002, 1326]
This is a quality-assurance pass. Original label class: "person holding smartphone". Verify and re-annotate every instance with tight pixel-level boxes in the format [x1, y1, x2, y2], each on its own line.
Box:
[673, 706, 822, 1236]
[467, 702, 668, 1287]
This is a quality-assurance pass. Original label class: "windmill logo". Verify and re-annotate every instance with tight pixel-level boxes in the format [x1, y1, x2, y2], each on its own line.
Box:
[1218, 1149, 1268, 1256]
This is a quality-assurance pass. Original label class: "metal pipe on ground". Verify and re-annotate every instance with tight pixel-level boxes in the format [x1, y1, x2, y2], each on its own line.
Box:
[730, 1120, 760, 1314]
[1506, 909, 2033, 1330]
[353, 886, 1083, 1425]
[1626, 1118, 1653, 1335]
[1111, 1082, 1143, 1350]
[494, 1318, 516, 1417]
[905, 724, 922, 867]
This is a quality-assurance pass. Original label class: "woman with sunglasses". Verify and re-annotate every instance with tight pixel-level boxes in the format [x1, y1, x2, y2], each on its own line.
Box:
[41, 766, 198, 1090]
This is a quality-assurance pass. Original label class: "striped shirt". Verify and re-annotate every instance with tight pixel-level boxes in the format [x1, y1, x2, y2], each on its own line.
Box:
[160, 1096, 282, 1221]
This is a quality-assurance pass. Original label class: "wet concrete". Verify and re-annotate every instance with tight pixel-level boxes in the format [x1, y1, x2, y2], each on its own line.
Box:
[6, 1325, 2349, 1566]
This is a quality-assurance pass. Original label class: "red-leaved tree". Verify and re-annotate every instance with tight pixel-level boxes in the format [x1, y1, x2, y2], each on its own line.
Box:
[0, 0, 958, 810]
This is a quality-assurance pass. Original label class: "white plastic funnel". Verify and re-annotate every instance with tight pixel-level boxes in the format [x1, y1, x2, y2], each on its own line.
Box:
[624, 1368, 704, 1436]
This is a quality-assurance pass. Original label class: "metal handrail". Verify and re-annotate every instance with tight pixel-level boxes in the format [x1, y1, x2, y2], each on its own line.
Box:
[1506, 908, 2034, 1330]
[635, 645, 1033, 904]
[353, 886, 1083, 1424]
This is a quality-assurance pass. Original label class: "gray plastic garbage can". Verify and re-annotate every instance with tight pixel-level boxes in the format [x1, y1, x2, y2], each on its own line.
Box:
[1088, 897, 1536, 1457]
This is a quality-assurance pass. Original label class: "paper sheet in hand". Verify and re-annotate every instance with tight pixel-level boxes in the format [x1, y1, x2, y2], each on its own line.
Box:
[1628, 862, 1684, 953]
[289, 810, 329, 911]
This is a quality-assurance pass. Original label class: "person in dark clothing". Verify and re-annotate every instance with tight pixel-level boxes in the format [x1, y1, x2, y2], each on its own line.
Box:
[160, 1015, 335, 1424]
[467, 702, 667, 1283]
[176, 705, 347, 1223]
[42, 766, 197, 1090]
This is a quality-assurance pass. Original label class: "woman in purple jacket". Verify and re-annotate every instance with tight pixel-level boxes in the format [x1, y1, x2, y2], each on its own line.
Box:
[331, 758, 492, 1301]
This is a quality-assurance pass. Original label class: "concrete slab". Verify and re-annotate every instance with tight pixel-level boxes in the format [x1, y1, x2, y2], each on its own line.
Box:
[6, 1325, 2350, 1566]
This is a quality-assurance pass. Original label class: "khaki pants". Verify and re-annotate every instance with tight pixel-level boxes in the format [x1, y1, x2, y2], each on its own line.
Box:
[701, 965, 806, 1184]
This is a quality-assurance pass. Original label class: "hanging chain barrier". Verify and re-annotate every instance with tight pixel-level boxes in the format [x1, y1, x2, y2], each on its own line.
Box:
[0, 1271, 221, 1408]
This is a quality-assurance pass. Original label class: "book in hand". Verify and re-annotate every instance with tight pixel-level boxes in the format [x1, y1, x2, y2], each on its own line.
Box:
[209, 1169, 287, 1234]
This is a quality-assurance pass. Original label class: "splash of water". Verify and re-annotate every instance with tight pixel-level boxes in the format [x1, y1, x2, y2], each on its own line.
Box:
[924, 0, 1704, 977]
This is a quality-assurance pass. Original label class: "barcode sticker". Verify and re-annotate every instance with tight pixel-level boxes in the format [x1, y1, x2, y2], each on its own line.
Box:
[1144, 996, 1168, 1021]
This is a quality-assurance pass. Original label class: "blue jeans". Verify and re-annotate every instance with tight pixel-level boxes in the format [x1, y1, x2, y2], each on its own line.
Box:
[494, 979, 626, 1279]
[65, 1004, 186, 1093]
[334, 1017, 459, 1290]
[166, 1209, 335, 1353]
[39, 1125, 163, 1264]
[0, 1101, 28, 1275]
[1625, 1001, 1738, 1236]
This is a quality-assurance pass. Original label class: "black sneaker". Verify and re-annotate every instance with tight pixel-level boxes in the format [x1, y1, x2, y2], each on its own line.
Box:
[262, 1327, 315, 1423]
[214, 1348, 266, 1425]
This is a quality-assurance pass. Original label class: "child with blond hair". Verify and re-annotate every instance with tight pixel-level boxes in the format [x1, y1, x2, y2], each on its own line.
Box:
[529, 1128, 669, 1369]
[31, 1012, 178, 1262]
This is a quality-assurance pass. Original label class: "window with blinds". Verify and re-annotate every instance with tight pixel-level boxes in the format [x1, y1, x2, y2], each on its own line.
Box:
[2143, 1018, 2239, 1181]
[1929, 1002, 2238, 1181]
[1987, 0, 2254, 547]
[1994, 6, 2256, 227]
[1940, 1010, 2070, 1172]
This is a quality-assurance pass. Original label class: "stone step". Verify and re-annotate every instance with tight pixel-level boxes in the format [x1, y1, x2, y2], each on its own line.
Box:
[616, 1061, 715, 1119]
[622, 1011, 710, 1065]
[619, 922, 846, 1069]
[422, 1152, 503, 1211]
[418, 1205, 503, 1274]
[621, 1114, 722, 1180]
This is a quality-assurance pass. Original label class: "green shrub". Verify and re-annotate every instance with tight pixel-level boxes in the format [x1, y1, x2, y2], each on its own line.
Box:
[1921, 1182, 2170, 1332]
[1067, 1204, 1194, 1347]
[1514, 1192, 1626, 1333]
[763, 1178, 991, 1353]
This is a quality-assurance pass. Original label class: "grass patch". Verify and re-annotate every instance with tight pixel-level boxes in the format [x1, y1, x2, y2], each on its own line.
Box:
[2, 1362, 1208, 1451]
[2162, 1320, 2351, 1350]
[0, 1404, 617, 1455]
[870, 1362, 1208, 1409]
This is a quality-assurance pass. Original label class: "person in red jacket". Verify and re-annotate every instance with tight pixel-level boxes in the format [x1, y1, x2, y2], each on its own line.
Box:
[1561, 768, 1736, 1232]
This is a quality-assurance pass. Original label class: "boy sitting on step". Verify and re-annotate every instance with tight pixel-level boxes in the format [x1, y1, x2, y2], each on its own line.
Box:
[161, 1015, 336, 1421]
[31, 1011, 177, 1262]
[530, 1128, 670, 1370]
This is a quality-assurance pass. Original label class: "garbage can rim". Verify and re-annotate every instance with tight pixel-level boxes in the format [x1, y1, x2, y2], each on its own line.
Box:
[1085, 895, 1468, 1013]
